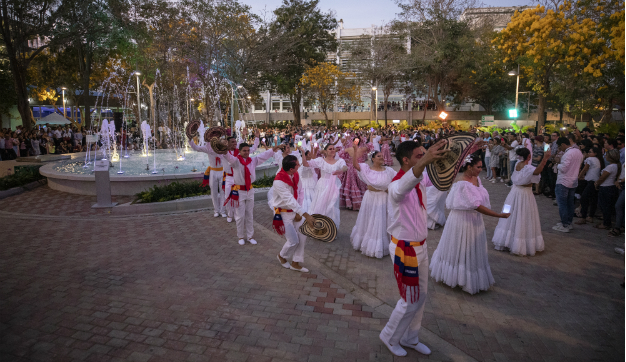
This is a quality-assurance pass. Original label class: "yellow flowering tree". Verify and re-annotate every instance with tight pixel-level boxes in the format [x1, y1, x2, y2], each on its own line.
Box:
[300, 62, 360, 127]
[493, 0, 623, 126]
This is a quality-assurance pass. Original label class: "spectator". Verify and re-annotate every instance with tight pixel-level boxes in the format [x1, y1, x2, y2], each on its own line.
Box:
[594, 149, 621, 230]
[532, 135, 545, 194]
[609, 161, 624, 237]
[575, 147, 604, 224]
[617, 136, 624, 164]
[552, 137, 584, 233]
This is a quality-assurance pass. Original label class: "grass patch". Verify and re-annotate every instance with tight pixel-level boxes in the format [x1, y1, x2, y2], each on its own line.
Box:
[0, 165, 46, 191]
[136, 174, 276, 203]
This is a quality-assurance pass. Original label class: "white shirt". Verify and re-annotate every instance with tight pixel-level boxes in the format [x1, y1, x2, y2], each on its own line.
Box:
[387, 170, 428, 242]
[600, 164, 619, 187]
[223, 149, 275, 186]
[556, 147, 584, 188]
[268, 175, 306, 215]
[583, 157, 601, 181]
[521, 138, 533, 159]
[508, 140, 519, 161]
[189, 140, 225, 169]
[373, 136, 381, 152]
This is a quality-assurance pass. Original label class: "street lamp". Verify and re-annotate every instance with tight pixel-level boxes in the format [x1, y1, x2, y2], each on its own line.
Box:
[231, 84, 243, 131]
[61, 87, 67, 119]
[372, 86, 378, 124]
[508, 65, 520, 115]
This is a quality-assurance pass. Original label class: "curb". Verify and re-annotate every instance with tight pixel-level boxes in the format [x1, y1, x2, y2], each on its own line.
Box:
[253, 220, 478, 362]
[0, 179, 47, 200]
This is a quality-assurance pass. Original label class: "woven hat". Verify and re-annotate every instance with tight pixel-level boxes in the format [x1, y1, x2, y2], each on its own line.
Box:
[299, 214, 337, 243]
[426, 132, 480, 192]
[185, 120, 201, 140]
[204, 126, 226, 143]
[209, 137, 228, 153]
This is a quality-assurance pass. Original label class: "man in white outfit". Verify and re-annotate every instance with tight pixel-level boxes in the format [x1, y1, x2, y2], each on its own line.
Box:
[270, 155, 316, 272]
[223, 134, 260, 222]
[188, 138, 227, 218]
[222, 142, 278, 245]
[379, 140, 448, 357]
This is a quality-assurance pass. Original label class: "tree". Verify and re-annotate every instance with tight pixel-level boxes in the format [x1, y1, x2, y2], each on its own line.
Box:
[493, 2, 607, 127]
[346, 26, 405, 126]
[0, 0, 62, 130]
[263, 0, 337, 125]
[300, 62, 360, 127]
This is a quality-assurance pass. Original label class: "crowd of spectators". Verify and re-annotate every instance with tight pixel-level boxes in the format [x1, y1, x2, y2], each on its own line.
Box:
[0, 125, 89, 160]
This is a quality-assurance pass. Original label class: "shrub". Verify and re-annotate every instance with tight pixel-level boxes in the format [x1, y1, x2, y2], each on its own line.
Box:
[0, 165, 45, 191]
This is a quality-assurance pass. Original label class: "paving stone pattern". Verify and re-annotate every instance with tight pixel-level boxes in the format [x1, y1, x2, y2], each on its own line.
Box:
[0, 170, 623, 362]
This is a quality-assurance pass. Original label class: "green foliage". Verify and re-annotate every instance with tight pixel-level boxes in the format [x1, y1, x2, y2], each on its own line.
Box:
[0, 166, 45, 191]
[136, 175, 277, 203]
[595, 123, 621, 137]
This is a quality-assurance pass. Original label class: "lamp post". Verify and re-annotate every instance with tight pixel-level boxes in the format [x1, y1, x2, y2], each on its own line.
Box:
[508, 65, 520, 113]
[231, 84, 242, 133]
[61, 87, 67, 119]
[372, 86, 378, 125]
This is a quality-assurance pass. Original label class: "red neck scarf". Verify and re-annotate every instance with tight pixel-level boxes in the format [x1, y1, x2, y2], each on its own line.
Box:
[237, 155, 252, 190]
[275, 169, 299, 200]
[392, 169, 425, 209]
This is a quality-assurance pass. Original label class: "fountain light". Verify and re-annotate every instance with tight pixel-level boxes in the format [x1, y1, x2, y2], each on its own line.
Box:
[135, 71, 141, 76]
[237, 85, 243, 89]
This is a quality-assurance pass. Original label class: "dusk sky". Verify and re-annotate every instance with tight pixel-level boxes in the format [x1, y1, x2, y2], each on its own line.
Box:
[243, 0, 532, 29]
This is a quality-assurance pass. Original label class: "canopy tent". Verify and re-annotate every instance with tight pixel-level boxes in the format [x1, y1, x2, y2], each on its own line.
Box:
[36, 112, 71, 125]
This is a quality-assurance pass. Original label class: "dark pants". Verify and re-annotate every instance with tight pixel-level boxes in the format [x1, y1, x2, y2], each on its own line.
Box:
[598, 185, 619, 228]
[579, 181, 598, 218]
[546, 167, 557, 198]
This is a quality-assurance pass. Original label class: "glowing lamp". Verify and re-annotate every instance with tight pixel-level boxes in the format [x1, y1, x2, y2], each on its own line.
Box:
[509, 109, 518, 118]
[439, 111, 448, 120]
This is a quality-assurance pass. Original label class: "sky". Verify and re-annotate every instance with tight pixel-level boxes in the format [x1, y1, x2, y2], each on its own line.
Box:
[243, 0, 533, 29]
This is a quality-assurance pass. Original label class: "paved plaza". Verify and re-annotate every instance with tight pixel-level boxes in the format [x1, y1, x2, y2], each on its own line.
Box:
[0, 176, 623, 362]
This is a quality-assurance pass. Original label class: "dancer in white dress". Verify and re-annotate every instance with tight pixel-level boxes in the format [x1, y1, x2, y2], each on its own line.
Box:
[424, 173, 448, 230]
[429, 152, 510, 295]
[297, 147, 318, 214]
[350, 144, 397, 258]
[301, 143, 347, 227]
[492, 148, 551, 255]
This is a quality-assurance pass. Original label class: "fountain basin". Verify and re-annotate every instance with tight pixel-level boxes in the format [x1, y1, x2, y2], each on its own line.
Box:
[39, 150, 278, 196]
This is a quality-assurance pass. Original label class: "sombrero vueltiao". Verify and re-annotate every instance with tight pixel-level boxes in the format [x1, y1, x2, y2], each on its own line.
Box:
[426, 132, 480, 192]
[204, 126, 226, 143]
[185, 120, 201, 140]
[299, 214, 337, 243]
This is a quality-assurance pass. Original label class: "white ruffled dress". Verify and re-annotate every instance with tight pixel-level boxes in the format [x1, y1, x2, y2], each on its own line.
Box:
[350, 164, 397, 258]
[307, 157, 347, 227]
[492, 164, 544, 256]
[426, 186, 448, 230]
[299, 165, 318, 214]
[429, 178, 495, 295]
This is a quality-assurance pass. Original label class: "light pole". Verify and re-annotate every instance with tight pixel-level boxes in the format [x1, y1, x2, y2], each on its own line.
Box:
[508, 65, 520, 113]
[372, 86, 378, 125]
[135, 71, 141, 125]
[61, 87, 67, 119]
[231, 84, 242, 133]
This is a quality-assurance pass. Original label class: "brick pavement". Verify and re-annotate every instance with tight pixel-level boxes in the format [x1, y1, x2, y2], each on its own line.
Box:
[0, 172, 623, 362]
[254, 174, 625, 362]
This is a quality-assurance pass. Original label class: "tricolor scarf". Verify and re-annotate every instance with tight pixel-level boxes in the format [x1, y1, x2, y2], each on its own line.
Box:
[222, 149, 239, 192]
[392, 236, 425, 303]
[391, 169, 425, 209]
[223, 154, 252, 208]
[272, 169, 300, 235]
[201, 158, 221, 187]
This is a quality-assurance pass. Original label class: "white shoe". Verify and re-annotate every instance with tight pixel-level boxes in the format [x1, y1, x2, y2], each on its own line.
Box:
[379, 334, 407, 357]
[221, 213, 227, 218]
[400, 341, 431, 355]
[552, 225, 570, 233]
[491, 179, 496, 183]
[213, 212, 219, 217]
[556, 222, 573, 230]
[238, 239, 245, 245]
[615, 247, 625, 255]
[289, 265, 309, 273]
[227, 217, 233, 223]
[500, 178, 505, 183]
[277, 255, 290, 269]
[248, 239, 257, 245]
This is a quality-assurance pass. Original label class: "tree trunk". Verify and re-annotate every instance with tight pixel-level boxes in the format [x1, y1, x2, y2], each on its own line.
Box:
[82, 51, 92, 129]
[422, 78, 430, 124]
[289, 90, 302, 126]
[537, 94, 546, 128]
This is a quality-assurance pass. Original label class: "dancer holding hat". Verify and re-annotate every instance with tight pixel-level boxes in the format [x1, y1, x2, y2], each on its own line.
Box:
[269, 155, 316, 272]
[188, 138, 227, 218]
[379, 139, 449, 357]
[221, 142, 279, 245]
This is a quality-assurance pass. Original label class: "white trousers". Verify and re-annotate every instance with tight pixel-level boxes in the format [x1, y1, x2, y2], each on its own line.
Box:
[279, 212, 307, 263]
[234, 189, 255, 239]
[380, 241, 429, 346]
[224, 175, 234, 218]
[209, 170, 224, 214]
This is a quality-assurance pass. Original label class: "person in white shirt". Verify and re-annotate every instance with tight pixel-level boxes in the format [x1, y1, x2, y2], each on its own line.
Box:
[222, 135, 260, 222]
[575, 147, 604, 224]
[379, 140, 448, 358]
[505, 133, 520, 185]
[189, 138, 228, 218]
[222, 143, 278, 245]
[552, 137, 584, 233]
[271, 155, 316, 272]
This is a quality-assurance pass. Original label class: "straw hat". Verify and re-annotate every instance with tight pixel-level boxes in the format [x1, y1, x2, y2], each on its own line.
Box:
[204, 126, 226, 143]
[185, 120, 201, 140]
[426, 132, 480, 192]
[299, 214, 337, 243]
[209, 137, 228, 153]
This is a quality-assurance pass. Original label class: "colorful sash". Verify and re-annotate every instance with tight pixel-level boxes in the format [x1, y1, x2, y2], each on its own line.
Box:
[392, 236, 425, 303]
[273, 208, 293, 235]
[392, 169, 425, 209]
[201, 166, 223, 187]
[272, 169, 300, 235]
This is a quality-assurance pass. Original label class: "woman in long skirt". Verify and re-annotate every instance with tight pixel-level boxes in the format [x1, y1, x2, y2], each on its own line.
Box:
[426, 186, 448, 230]
[381, 134, 394, 166]
[302, 143, 347, 227]
[298, 148, 318, 213]
[492, 148, 551, 255]
[339, 137, 372, 210]
[349, 144, 396, 258]
[429, 151, 510, 295]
